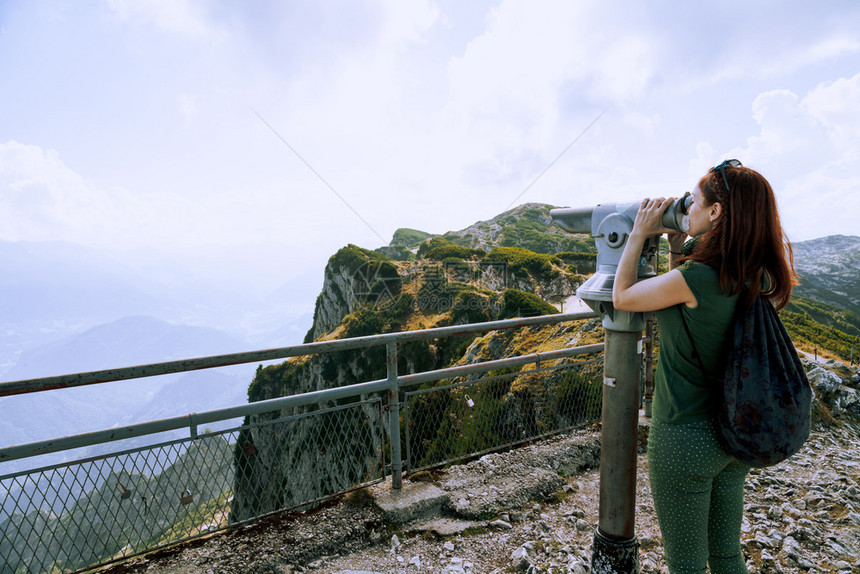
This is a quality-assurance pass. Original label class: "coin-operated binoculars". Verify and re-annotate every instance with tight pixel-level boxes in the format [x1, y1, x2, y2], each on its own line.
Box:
[551, 193, 691, 332]
[550, 193, 690, 574]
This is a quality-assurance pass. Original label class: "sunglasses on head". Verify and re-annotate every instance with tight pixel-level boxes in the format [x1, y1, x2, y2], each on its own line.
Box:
[709, 159, 742, 192]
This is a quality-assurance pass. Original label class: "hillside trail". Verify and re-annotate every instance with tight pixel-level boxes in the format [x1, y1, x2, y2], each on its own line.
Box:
[797, 350, 855, 369]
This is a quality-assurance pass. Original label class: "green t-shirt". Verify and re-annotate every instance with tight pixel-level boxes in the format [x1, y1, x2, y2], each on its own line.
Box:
[652, 261, 739, 425]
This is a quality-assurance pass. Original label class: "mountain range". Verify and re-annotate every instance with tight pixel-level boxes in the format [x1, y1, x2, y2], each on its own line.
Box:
[792, 234, 860, 316]
[0, 207, 858, 464]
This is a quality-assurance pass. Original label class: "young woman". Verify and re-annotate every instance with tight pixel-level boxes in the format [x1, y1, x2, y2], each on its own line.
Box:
[612, 160, 797, 573]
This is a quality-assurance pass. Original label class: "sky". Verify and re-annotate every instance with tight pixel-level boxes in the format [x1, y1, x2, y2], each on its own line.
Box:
[1, 0, 859, 292]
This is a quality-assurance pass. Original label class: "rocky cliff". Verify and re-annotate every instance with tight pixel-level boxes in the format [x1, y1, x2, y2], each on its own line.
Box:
[230, 205, 597, 522]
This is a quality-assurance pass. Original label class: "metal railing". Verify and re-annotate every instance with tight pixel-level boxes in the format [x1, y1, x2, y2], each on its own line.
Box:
[0, 311, 602, 573]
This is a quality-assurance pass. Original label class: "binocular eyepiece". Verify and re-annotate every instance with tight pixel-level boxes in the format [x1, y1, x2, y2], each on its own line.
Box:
[661, 192, 693, 235]
[549, 191, 692, 236]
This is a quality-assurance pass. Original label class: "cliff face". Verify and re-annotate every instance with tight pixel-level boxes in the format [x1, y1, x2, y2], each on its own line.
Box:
[306, 246, 394, 342]
[230, 224, 594, 522]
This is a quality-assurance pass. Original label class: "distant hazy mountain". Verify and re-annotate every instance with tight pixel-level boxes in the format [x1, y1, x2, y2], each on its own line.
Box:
[0, 241, 164, 322]
[0, 240, 316, 373]
[4, 315, 240, 381]
[0, 316, 246, 449]
[793, 235, 860, 316]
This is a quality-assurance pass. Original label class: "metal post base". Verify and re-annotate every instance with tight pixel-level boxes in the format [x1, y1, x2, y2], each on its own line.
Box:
[591, 528, 639, 574]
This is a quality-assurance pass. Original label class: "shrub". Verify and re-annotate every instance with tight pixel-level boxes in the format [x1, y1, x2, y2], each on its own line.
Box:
[554, 252, 596, 274]
[374, 245, 415, 261]
[547, 367, 603, 426]
[780, 309, 860, 362]
[329, 244, 391, 275]
[417, 236, 457, 259]
[451, 290, 493, 324]
[342, 292, 415, 338]
[424, 243, 485, 261]
[485, 246, 562, 280]
[500, 289, 558, 318]
[391, 228, 436, 247]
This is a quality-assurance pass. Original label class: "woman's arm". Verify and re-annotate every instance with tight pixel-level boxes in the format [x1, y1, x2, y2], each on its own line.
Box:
[612, 198, 697, 312]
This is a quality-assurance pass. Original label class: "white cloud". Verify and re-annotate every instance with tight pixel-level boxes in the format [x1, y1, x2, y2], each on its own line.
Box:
[377, 0, 440, 46]
[178, 93, 198, 128]
[104, 0, 222, 39]
[729, 74, 860, 240]
[0, 140, 368, 274]
[4, 1, 859, 259]
[803, 73, 860, 161]
[0, 141, 131, 242]
[740, 74, 860, 169]
[745, 89, 822, 161]
[591, 35, 658, 103]
[800, 36, 860, 67]
[762, 35, 860, 78]
[432, 0, 660, 203]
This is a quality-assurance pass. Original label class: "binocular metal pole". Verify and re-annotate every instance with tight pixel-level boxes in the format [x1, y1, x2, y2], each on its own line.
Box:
[550, 203, 667, 573]
[591, 326, 642, 573]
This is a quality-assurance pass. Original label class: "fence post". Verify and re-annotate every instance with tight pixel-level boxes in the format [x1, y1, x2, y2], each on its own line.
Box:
[387, 341, 403, 489]
[643, 315, 654, 418]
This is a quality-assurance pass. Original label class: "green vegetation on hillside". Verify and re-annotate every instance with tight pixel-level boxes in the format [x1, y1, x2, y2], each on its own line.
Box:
[2, 435, 235, 573]
[406, 356, 603, 472]
[784, 296, 860, 337]
[555, 251, 597, 274]
[451, 290, 496, 324]
[374, 244, 415, 261]
[500, 289, 559, 318]
[424, 242, 486, 261]
[328, 243, 392, 275]
[417, 236, 458, 259]
[781, 295, 860, 361]
[497, 207, 595, 254]
[486, 246, 562, 280]
[425, 204, 595, 256]
[391, 228, 436, 247]
[342, 293, 415, 338]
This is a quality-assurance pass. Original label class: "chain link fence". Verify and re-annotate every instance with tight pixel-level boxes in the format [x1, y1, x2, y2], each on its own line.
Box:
[0, 399, 385, 574]
[0, 312, 604, 573]
[404, 358, 603, 472]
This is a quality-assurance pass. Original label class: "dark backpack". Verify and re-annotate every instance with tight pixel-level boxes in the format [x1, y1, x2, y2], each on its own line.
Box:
[680, 293, 812, 467]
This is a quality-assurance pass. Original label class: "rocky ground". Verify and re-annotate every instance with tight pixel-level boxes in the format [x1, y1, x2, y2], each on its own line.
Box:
[99, 361, 860, 574]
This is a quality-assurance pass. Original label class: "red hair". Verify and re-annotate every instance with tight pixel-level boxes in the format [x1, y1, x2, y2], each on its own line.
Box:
[679, 165, 798, 310]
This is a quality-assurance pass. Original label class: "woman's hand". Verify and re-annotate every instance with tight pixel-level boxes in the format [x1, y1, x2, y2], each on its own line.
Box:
[631, 197, 676, 239]
[613, 196, 698, 312]
[667, 232, 687, 252]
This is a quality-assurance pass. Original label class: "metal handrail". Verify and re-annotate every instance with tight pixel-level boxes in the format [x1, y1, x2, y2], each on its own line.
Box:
[0, 311, 597, 397]
[0, 310, 606, 574]
[0, 311, 599, 463]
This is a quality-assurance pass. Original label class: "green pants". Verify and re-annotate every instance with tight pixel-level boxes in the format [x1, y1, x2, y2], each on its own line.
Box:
[648, 418, 750, 574]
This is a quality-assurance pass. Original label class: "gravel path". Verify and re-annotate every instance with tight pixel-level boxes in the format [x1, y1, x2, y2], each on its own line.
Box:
[99, 417, 860, 574]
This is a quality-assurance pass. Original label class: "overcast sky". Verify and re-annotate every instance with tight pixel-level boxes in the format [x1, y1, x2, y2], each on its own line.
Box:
[2, 0, 859, 287]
